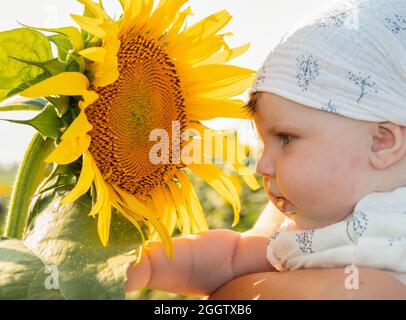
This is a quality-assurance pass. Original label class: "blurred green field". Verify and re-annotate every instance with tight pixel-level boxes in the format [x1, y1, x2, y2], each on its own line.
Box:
[0, 165, 268, 300]
[0, 165, 18, 234]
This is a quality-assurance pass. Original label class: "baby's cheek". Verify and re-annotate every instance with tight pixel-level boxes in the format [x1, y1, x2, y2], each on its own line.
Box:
[322, 164, 355, 198]
[280, 157, 323, 201]
[299, 159, 342, 202]
[350, 155, 361, 168]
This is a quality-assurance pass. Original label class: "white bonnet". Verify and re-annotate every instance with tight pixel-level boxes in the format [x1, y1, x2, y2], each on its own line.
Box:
[250, 0, 406, 125]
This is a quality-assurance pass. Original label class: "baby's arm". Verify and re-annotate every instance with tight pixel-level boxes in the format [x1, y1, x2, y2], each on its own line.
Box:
[125, 229, 276, 296]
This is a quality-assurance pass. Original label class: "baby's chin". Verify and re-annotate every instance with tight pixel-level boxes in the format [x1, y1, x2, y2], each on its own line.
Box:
[282, 203, 350, 230]
[291, 215, 341, 231]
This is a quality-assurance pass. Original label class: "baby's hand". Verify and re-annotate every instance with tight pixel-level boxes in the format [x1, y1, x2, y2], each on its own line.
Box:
[124, 247, 152, 293]
[125, 230, 275, 296]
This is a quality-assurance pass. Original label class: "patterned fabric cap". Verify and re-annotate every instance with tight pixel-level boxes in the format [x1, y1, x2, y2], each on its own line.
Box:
[251, 0, 406, 125]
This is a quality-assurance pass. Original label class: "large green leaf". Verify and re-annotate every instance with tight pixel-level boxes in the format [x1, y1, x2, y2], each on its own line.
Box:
[0, 195, 142, 300]
[0, 238, 64, 300]
[20, 25, 84, 52]
[0, 28, 53, 102]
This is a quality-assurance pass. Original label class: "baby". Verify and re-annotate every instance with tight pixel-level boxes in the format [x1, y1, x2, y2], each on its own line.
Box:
[125, 0, 406, 296]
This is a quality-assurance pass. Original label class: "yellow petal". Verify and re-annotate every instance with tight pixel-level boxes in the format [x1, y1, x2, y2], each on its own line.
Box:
[112, 185, 175, 259]
[119, 0, 138, 35]
[118, 206, 148, 244]
[92, 62, 119, 87]
[162, 190, 178, 238]
[187, 122, 236, 164]
[46, 134, 91, 165]
[79, 47, 107, 63]
[144, 196, 160, 236]
[99, 20, 120, 42]
[184, 65, 255, 100]
[189, 164, 241, 226]
[61, 109, 93, 140]
[165, 6, 193, 40]
[166, 180, 191, 236]
[61, 151, 95, 204]
[199, 43, 251, 65]
[71, 14, 106, 38]
[121, 208, 146, 242]
[118, 0, 125, 9]
[108, 185, 147, 245]
[80, 90, 99, 109]
[176, 171, 208, 233]
[240, 170, 260, 191]
[119, 0, 154, 36]
[133, 244, 144, 266]
[20, 72, 89, 98]
[152, 188, 177, 237]
[171, 34, 224, 66]
[187, 97, 250, 121]
[89, 163, 108, 217]
[147, 0, 188, 37]
[186, 65, 255, 88]
[91, 38, 120, 87]
[86, 161, 112, 246]
[97, 203, 112, 247]
[188, 122, 259, 190]
[118, 205, 150, 265]
[192, 76, 255, 100]
[229, 174, 242, 195]
[180, 10, 232, 42]
[78, 0, 111, 21]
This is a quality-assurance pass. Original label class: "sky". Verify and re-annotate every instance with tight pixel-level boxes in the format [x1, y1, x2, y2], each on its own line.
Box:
[0, 0, 337, 167]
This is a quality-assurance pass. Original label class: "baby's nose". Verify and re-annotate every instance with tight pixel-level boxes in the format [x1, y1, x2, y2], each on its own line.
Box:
[256, 153, 275, 177]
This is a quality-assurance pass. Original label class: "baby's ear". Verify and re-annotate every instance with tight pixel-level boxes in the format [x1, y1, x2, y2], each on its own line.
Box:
[370, 122, 406, 170]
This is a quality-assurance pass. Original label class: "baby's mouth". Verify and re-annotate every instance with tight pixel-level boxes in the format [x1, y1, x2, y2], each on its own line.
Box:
[276, 198, 297, 216]
[264, 183, 297, 214]
[276, 197, 287, 211]
[276, 197, 291, 213]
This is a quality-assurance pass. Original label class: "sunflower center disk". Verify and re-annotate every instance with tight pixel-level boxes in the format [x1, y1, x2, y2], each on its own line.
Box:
[86, 35, 188, 198]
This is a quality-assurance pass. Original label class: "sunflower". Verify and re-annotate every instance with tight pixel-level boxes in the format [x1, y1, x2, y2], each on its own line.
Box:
[20, 0, 258, 259]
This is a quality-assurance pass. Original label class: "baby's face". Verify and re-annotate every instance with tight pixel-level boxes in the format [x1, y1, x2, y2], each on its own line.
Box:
[254, 93, 374, 229]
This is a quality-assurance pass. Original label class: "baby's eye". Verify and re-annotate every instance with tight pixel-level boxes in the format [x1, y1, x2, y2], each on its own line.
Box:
[277, 134, 295, 146]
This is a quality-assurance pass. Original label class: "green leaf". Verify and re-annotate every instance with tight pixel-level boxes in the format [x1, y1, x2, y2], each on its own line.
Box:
[9, 57, 67, 77]
[67, 57, 86, 73]
[49, 34, 73, 62]
[46, 96, 70, 116]
[0, 28, 53, 102]
[0, 239, 65, 300]
[1, 104, 62, 139]
[28, 164, 77, 226]
[0, 105, 41, 112]
[19, 24, 84, 52]
[87, 36, 102, 48]
[5, 72, 49, 99]
[22, 195, 141, 300]
[0, 98, 48, 112]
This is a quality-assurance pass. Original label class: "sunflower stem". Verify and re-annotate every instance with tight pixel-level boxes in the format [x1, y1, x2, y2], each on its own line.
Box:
[4, 133, 54, 239]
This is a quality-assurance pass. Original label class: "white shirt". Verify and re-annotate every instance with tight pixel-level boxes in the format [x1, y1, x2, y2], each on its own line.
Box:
[267, 187, 406, 285]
